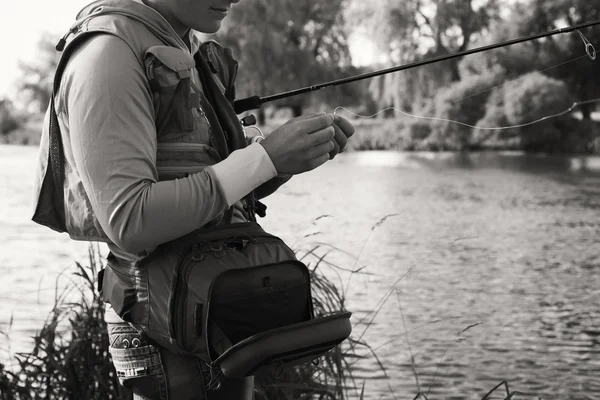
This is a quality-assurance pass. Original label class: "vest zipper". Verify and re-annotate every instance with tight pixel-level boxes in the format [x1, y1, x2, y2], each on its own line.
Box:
[195, 90, 217, 151]
[171, 246, 195, 348]
[172, 240, 219, 351]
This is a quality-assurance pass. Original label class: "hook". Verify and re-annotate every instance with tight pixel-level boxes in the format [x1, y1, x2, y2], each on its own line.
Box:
[577, 30, 596, 60]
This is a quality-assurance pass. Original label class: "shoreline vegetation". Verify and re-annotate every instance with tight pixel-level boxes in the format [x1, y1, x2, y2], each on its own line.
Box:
[0, 220, 523, 400]
[2, 113, 600, 154]
[2, 0, 600, 156]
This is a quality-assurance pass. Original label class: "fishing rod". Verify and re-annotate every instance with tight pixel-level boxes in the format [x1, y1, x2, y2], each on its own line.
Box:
[233, 18, 600, 114]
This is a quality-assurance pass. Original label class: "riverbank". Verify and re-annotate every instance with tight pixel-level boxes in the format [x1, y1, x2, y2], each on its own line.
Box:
[3, 115, 600, 154]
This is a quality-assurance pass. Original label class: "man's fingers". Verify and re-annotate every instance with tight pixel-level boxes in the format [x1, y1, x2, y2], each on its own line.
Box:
[281, 112, 325, 127]
[291, 112, 325, 123]
[295, 113, 335, 135]
[329, 140, 340, 159]
[309, 140, 335, 159]
[309, 153, 331, 170]
[333, 115, 355, 138]
[332, 124, 347, 152]
[307, 126, 335, 146]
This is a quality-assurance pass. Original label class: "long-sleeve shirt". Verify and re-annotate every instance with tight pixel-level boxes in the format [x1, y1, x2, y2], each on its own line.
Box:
[56, 34, 278, 261]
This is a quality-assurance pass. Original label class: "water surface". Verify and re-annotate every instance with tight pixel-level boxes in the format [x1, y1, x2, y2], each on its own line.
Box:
[1, 145, 599, 399]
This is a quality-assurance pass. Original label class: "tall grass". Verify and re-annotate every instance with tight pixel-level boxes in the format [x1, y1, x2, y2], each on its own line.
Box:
[0, 243, 373, 400]
[0, 220, 535, 400]
[0, 246, 127, 400]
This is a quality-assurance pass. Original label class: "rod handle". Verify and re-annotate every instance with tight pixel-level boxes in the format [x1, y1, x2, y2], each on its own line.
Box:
[233, 95, 263, 114]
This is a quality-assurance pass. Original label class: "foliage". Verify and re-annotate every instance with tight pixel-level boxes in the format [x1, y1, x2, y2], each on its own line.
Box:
[503, 72, 571, 125]
[216, 0, 365, 116]
[350, 0, 501, 113]
[0, 114, 44, 146]
[471, 88, 518, 147]
[0, 100, 21, 136]
[0, 247, 127, 400]
[346, 119, 406, 150]
[501, 71, 572, 152]
[462, 0, 600, 119]
[430, 69, 505, 150]
[14, 34, 60, 114]
[471, 71, 599, 153]
[521, 0, 600, 119]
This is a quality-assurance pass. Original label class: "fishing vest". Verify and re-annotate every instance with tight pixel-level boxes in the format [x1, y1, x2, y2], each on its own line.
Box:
[32, 9, 261, 242]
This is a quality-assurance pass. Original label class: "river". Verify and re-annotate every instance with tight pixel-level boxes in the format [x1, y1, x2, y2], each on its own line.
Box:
[1, 144, 599, 399]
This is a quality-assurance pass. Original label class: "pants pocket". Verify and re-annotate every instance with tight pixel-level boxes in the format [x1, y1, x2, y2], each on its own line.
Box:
[108, 323, 168, 400]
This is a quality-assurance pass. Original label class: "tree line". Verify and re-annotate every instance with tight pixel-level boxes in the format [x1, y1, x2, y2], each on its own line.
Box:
[1, 0, 599, 152]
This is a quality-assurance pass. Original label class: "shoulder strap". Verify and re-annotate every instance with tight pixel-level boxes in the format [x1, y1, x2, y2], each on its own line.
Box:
[194, 50, 246, 152]
[194, 44, 267, 221]
[32, 32, 109, 232]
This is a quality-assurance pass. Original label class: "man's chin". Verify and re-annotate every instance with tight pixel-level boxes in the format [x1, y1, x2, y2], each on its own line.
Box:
[195, 20, 223, 34]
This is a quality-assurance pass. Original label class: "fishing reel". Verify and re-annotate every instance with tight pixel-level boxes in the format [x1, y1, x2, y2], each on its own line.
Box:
[240, 114, 265, 144]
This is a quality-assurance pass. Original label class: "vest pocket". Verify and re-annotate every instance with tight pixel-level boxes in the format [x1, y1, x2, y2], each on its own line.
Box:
[156, 142, 220, 181]
[145, 46, 209, 140]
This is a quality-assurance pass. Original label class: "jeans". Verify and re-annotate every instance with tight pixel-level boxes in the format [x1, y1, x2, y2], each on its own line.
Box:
[106, 321, 254, 400]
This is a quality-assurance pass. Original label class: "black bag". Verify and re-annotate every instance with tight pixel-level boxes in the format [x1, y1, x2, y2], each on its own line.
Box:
[101, 222, 352, 382]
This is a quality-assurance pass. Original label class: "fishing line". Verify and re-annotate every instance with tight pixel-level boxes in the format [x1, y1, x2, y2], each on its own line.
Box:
[333, 31, 600, 131]
[333, 98, 600, 131]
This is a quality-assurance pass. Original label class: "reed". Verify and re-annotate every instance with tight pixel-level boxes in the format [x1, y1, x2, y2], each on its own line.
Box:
[0, 243, 373, 400]
[0, 220, 533, 400]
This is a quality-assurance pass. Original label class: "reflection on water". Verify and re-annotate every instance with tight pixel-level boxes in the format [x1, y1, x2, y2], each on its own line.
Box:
[1, 145, 600, 399]
[351, 150, 600, 176]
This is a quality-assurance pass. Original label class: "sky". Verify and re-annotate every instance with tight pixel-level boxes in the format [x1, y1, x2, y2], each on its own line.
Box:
[0, 0, 91, 97]
[0, 0, 377, 98]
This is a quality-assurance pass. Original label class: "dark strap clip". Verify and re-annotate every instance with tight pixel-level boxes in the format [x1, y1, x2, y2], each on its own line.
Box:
[97, 268, 105, 294]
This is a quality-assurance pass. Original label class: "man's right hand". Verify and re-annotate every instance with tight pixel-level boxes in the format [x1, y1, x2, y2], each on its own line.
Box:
[260, 113, 336, 175]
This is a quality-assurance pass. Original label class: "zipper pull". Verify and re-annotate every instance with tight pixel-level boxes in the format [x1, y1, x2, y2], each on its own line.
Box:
[191, 243, 205, 261]
[56, 26, 80, 51]
[55, 7, 105, 52]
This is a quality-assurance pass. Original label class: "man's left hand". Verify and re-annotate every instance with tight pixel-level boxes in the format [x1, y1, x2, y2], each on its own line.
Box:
[329, 114, 355, 159]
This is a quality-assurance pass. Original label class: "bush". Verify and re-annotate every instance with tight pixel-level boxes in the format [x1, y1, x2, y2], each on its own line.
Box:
[472, 72, 596, 153]
[345, 118, 406, 150]
[0, 115, 43, 146]
[503, 71, 573, 124]
[404, 120, 432, 141]
[502, 71, 574, 152]
[0, 100, 21, 135]
[472, 87, 520, 148]
[431, 70, 505, 150]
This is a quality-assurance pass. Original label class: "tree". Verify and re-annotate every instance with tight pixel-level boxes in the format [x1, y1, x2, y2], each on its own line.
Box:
[466, 0, 600, 119]
[348, 0, 501, 114]
[216, 0, 363, 119]
[15, 34, 60, 114]
[0, 99, 20, 135]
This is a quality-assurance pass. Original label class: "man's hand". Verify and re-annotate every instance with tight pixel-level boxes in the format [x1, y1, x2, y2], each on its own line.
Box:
[329, 114, 355, 159]
[260, 113, 337, 175]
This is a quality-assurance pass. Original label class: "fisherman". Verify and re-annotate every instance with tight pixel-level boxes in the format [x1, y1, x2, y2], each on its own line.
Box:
[32, 0, 355, 398]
